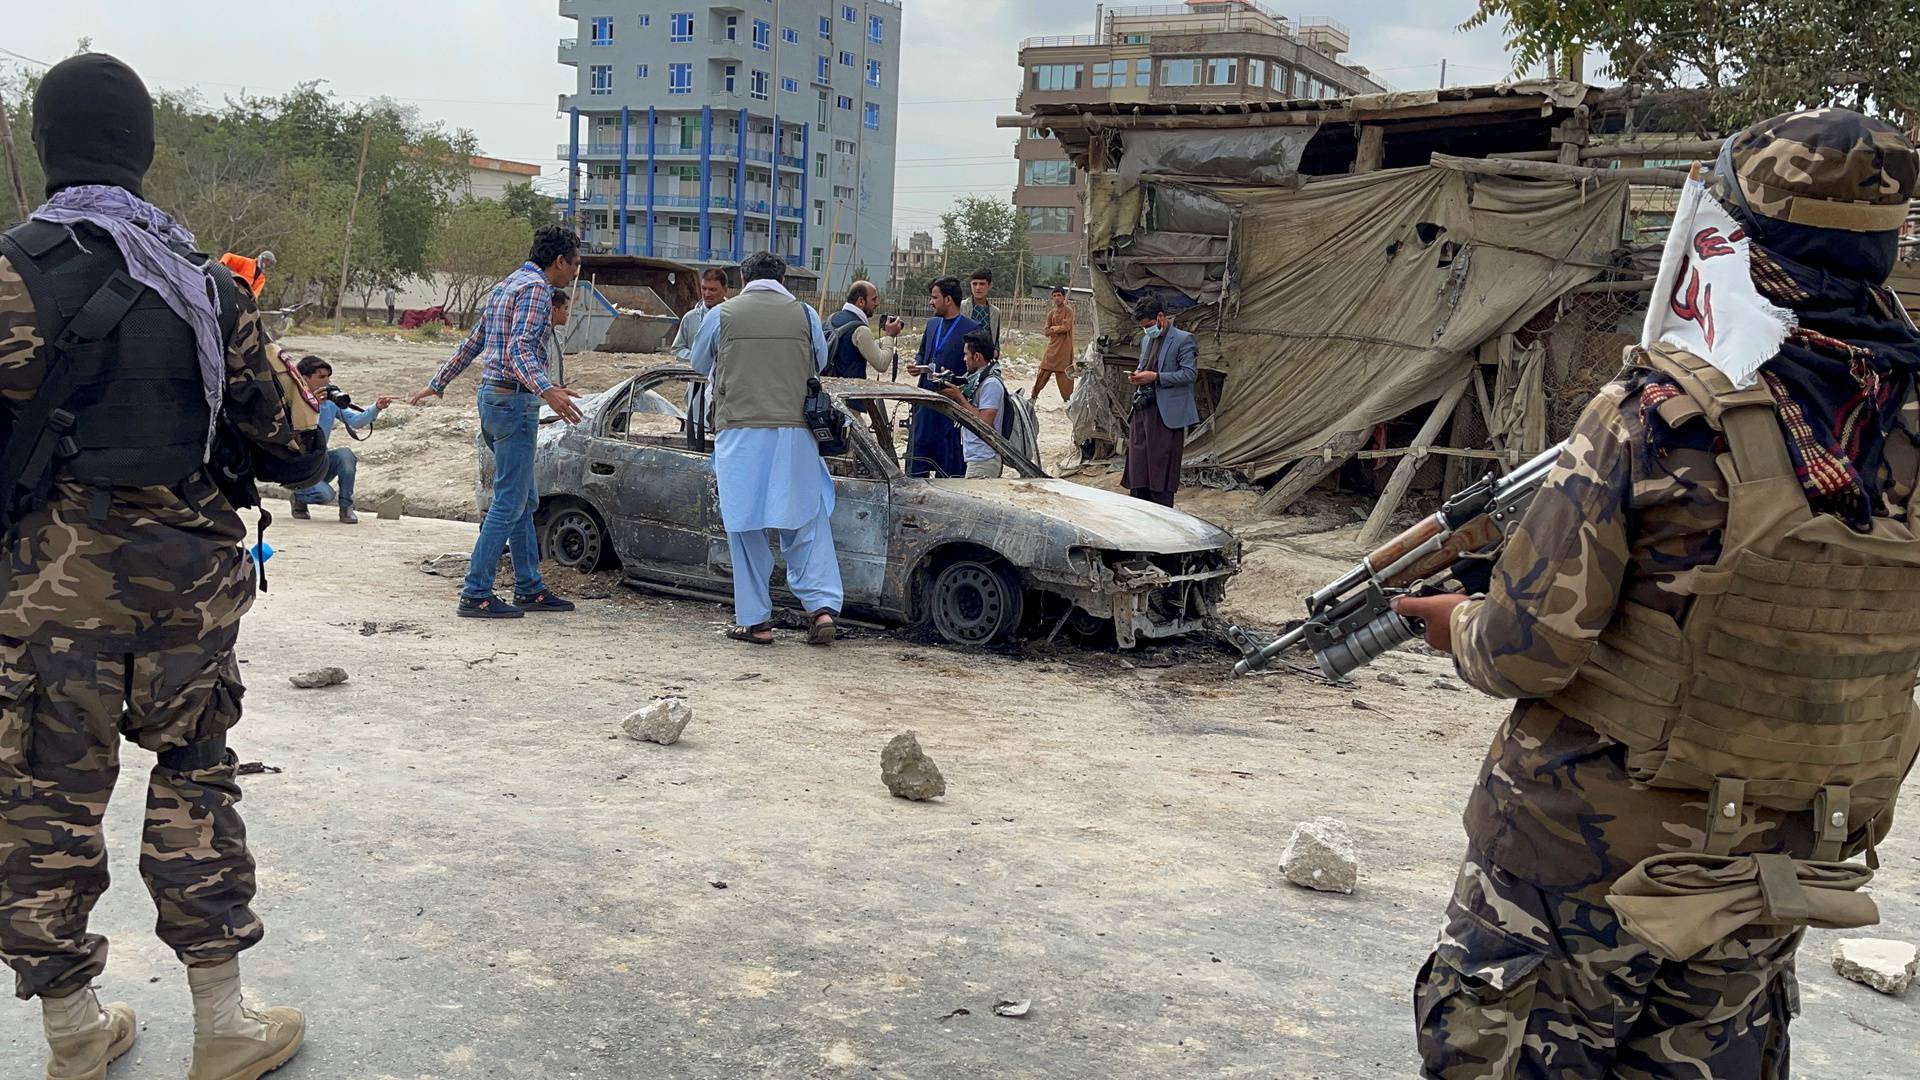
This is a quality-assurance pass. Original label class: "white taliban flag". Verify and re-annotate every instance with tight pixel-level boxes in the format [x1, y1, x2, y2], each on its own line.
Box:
[1641, 171, 1797, 389]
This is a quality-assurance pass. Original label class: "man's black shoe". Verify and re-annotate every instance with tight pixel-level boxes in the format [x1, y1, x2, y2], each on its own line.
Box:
[290, 496, 310, 520]
[458, 595, 524, 619]
[514, 590, 577, 613]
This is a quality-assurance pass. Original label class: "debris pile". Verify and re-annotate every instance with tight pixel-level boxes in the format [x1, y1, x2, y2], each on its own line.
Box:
[1280, 817, 1359, 895]
[881, 731, 946, 801]
[289, 668, 349, 690]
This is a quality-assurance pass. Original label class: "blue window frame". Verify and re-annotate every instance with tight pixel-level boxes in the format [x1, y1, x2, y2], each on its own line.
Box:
[590, 16, 614, 45]
[817, 56, 830, 82]
[842, 5, 856, 23]
[781, 26, 799, 45]
[636, 64, 649, 78]
[819, 15, 831, 38]
[781, 76, 798, 94]
[589, 65, 613, 94]
[839, 50, 853, 66]
[864, 102, 880, 130]
[670, 13, 693, 42]
[669, 63, 692, 94]
[638, 14, 650, 26]
[752, 20, 770, 50]
[836, 95, 852, 110]
[868, 14, 884, 43]
[750, 70, 769, 101]
[866, 59, 881, 88]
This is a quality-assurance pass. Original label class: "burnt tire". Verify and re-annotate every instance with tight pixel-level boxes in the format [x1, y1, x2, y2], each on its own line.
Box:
[929, 558, 1024, 647]
[543, 503, 611, 573]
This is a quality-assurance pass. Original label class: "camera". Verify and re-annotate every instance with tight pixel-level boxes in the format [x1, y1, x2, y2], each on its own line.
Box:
[323, 385, 357, 410]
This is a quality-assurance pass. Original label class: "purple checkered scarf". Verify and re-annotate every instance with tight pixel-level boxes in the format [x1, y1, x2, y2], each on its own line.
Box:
[29, 185, 224, 454]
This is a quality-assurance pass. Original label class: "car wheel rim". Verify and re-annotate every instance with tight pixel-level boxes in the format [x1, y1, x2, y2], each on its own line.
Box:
[936, 564, 1006, 644]
[552, 512, 601, 569]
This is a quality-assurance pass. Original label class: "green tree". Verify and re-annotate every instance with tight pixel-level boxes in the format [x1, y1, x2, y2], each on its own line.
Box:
[431, 198, 533, 326]
[1464, 1, 1920, 125]
[501, 182, 561, 230]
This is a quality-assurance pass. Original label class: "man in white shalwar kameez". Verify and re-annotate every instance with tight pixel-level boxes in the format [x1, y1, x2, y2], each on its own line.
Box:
[687, 251, 842, 645]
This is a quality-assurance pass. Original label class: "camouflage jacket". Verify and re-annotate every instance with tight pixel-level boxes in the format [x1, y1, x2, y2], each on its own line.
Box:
[0, 251, 310, 652]
[1447, 369, 1917, 906]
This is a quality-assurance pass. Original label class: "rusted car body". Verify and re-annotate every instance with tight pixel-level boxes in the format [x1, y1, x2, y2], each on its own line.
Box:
[518, 367, 1241, 647]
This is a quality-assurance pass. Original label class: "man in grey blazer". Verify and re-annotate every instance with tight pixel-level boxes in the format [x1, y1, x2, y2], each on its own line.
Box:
[1122, 297, 1201, 506]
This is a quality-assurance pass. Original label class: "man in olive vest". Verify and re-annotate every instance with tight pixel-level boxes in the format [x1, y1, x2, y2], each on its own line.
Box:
[1, 54, 323, 1080]
[1397, 108, 1920, 1078]
[686, 251, 841, 645]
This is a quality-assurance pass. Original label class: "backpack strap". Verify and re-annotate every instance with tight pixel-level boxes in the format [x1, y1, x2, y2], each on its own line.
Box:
[0, 232, 145, 528]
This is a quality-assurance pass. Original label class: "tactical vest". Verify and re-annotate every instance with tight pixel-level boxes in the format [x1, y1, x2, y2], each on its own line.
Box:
[1548, 345, 1920, 862]
[825, 308, 867, 380]
[711, 289, 816, 431]
[0, 219, 211, 496]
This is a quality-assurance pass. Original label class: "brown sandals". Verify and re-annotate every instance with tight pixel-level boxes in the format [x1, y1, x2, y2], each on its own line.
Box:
[727, 622, 774, 645]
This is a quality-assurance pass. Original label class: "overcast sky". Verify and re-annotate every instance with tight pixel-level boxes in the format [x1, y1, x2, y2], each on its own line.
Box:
[5, 1, 1524, 247]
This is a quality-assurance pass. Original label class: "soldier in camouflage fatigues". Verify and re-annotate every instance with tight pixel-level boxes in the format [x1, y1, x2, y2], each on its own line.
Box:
[1399, 108, 1920, 1078]
[2, 54, 319, 1079]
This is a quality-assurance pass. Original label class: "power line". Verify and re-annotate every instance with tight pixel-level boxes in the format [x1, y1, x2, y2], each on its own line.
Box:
[0, 46, 52, 69]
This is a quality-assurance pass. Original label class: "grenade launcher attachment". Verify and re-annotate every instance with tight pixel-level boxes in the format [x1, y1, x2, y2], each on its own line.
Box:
[1228, 443, 1566, 680]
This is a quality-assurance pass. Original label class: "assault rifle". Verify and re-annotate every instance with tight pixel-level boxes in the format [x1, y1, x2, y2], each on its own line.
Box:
[1228, 443, 1567, 680]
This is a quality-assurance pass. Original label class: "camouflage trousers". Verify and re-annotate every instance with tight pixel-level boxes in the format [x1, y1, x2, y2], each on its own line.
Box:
[1415, 851, 1800, 1079]
[0, 630, 262, 1000]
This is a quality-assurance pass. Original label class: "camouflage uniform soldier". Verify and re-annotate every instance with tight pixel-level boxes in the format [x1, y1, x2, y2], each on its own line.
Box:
[1396, 108, 1920, 1078]
[0, 55, 324, 1080]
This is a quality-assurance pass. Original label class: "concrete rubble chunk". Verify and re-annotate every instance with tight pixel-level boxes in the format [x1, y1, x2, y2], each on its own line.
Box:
[1376, 672, 1406, 687]
[881, 731, 946, 801]
[1280, 817, 1359, 895]
[1833, 938, 1917, 996]
[1429, 678, 1464, 692]
[289, 668, 348, 690]
[623, 698, 693, 746]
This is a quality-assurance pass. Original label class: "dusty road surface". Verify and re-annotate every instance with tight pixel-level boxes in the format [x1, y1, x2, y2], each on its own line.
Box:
[0, 514, 1915, 1079]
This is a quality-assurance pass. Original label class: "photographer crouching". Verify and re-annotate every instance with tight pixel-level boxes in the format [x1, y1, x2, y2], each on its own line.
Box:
[290, 355, 396, 524]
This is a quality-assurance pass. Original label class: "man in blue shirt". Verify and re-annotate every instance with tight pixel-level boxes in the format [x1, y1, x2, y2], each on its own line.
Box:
[289, 356, 392, 524]
[903, 277, 977, 477]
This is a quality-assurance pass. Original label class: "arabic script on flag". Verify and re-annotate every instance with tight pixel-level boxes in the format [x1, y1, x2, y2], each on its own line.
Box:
[1641, 175, 1796, 389]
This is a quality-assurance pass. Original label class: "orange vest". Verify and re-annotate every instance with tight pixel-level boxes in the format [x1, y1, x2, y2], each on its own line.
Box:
[218, 253, 265, 297]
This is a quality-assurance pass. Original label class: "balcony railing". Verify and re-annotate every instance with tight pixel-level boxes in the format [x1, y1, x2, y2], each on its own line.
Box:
[559, 37, 577, 49]
[1021, 35, 1098, 50]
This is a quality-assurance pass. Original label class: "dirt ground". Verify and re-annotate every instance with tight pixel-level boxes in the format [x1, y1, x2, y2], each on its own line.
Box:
[0, 513, 1912, 1079]
[7, 331, 1909, 1076]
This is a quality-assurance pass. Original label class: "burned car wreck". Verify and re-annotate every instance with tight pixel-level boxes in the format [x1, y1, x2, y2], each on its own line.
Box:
[505, 367, 1241, 648]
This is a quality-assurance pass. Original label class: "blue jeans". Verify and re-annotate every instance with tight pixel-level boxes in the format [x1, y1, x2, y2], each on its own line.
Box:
[462, 388, 545, 600]
[294, 447, 358, 508]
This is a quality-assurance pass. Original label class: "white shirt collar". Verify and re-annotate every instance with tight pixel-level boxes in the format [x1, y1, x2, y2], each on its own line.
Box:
[839, 303, 869, 324]
[740, 279, 795, 300]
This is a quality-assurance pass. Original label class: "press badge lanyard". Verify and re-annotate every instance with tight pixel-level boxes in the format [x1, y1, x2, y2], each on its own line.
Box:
[930, 316, 960, 359]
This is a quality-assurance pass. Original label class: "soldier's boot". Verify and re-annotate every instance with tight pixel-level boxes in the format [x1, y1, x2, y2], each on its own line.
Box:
[186, 961, 305, 1080]
[41, 986, 137, 1080]
[288, 496, 309, 520]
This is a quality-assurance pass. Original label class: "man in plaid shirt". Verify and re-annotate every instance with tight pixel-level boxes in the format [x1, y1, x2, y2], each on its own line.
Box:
[411, 226, 584, 617]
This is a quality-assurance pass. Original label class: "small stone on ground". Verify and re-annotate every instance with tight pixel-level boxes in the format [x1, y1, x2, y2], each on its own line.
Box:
[882, 731, 946, 801]
[1833, 939, 1917, 996]
[1429, 678, 1463, 692]
[1280, 817, 1359, 895]
[1376, 672, 1406, 687]
[623, 697, 694, 746]
[289, 668, 348, 690]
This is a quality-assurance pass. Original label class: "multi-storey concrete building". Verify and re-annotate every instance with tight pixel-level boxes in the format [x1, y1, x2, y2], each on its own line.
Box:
[1014, 4, 1385, 286]
[887, 230, 939, 295]
[558, 1, 901, 295]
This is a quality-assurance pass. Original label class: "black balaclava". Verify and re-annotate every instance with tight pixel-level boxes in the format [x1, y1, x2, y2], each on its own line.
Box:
[31, 53, 156, 199]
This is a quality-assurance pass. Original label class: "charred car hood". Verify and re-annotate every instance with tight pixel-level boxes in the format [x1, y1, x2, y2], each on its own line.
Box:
[927, 478, 1233, 554]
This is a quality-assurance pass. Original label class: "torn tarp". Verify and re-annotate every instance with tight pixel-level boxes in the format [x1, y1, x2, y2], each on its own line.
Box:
[1117, 126, 1318, 186]
[1086, 166, 1631, 478]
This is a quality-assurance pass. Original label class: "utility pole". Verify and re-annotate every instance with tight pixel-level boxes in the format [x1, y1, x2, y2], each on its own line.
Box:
[1438, 59, 1447, 90]
[332, 122, 372, 333]
[0, 95, 30, 223]
[817, 198, 844, 309]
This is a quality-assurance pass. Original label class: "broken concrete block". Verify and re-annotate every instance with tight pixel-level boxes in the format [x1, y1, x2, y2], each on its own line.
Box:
[289, 668, 348, 690]
[1280, 817, 1358, 895]
[881, 731, 946, 801]
[376, 492, 406, 521]
[1833, 939, 1917, 996]
[623, 698, 693, 746]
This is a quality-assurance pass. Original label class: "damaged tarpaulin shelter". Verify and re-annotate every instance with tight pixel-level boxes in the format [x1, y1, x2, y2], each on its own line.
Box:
[1006, 82, 1672, 538]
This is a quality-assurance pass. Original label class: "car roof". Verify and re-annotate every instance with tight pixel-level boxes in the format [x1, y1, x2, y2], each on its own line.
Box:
[632, 364, 946, 404]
